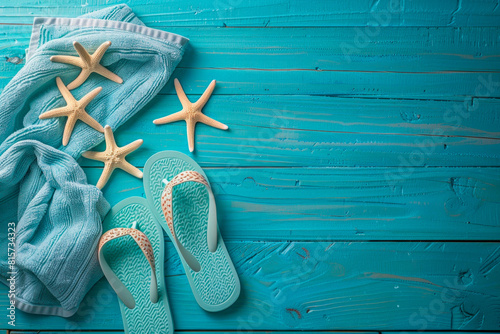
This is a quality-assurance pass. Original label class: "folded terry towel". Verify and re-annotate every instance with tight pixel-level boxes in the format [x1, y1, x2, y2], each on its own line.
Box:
[0, 5, 187, 317]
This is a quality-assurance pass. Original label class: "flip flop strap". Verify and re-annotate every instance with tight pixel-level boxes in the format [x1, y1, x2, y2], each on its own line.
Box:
[161, 170, 218, 272]
[98, 228, 158, 309]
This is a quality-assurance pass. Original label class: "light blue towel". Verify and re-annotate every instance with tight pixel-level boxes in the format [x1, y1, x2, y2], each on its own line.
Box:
[0, 5, 187, 317]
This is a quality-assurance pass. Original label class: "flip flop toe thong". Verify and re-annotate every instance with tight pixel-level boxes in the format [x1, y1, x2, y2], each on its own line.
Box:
[99, 197, 173, 334]
[144, 151, 240, 312]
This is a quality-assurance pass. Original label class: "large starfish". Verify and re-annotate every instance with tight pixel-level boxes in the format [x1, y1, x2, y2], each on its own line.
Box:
[82, 126, 143, 189]
[39, 77, 104, 146]
[51, 41, 123, 90]
[153, 78, 228, 152]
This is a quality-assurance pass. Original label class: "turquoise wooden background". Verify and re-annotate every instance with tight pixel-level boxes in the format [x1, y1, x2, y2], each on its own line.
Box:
[1, 0, 500, 333]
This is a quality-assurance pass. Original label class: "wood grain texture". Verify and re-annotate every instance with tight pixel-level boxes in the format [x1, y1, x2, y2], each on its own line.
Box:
[2, 25, 500, 72]
[11, 332, 376, 334]
[75, 95, 500, 168]
[3, 63, 500, 98]
[2, 25, 500, 98]
[1, 0, 500, 26]
[84, 166, 500, 240]
[1, 242, 499, 330]
[159, 68, 500, 98]
[1, 0, 500, 332]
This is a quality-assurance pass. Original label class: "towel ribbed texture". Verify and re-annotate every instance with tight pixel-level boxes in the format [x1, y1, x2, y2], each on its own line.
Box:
[0, 5, 187, 317]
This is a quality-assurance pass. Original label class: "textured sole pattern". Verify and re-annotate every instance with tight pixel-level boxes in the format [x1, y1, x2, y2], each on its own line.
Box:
[148, 157, 237, 307]
[102, 201, 172, 334]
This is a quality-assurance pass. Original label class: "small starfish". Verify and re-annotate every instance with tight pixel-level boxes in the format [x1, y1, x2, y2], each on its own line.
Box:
[153, 78, 228, 152]
[51, 41, 123, 90]
[39, 77, 104, 146]
[82, 126, 143, 189]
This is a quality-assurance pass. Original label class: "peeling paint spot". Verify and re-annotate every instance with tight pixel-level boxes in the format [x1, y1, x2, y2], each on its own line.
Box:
[296, 247, 310, 260]
[451, 303, 484, 329]
[400, 111, 421, 123]
[119, 186, 142, 193]
[325, 242, 335, 251]
[457, 269, 473, 286]
[479, 246, 500, 276]
[286, 308, 302, 319]
[365, 272, 439, 286]
[331, 262, 346, 277]
[445, 176, 481, 216]
[5, 56, 22, 64]
[241, 176, 256, 188]
[280, 242, 295, 255]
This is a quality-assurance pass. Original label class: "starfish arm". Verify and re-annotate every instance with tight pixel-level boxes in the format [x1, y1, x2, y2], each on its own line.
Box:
[194, 80, 216, 109]
[94, 64, 123, 84]
[80, 113, 104, 133]
[62, 115, 77, 146]
[92, 41, 111, 65]
[103, 125, 117, 147]
[118, 160, 143, 179]
[50, 55, 83, 67]
[55, 77, 76, 105]
[174, 78, 191, 108]
[66, 69, 91, 90]
[118, 139, 143, 156]
[186, 118, 196, 152]
[153, 110, 186, 125]
[81, 151, 107, 162]
[197, 113, 228, 130]
[79, 86, 102, 108]
[96, 163, 115, 189]
[39, 106, 70, 120]
[72, 41, 92, 64]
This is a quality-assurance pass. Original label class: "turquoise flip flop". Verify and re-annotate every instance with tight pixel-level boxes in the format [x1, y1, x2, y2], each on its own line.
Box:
[144, 151, 240, 312]
[99, 197, 173, 333]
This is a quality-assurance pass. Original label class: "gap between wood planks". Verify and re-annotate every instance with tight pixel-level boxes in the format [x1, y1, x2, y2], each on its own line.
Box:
[4, 333, 500, 334]
[5, 331, 500, 333]
[81, 166, 500, 169]
[5, 330, 500, 333]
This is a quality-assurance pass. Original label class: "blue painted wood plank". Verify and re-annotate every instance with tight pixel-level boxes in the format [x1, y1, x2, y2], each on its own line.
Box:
[1, 0, 500, 27]
[1, 1, 499, 332]
[157, 68, 500, 98]
[2, 26, 500, 73]
[2, 26, 500, 167]
[1, 242, 499, 330]
[172, 26, 500, 72]
[3, 62, 500, 99]
[75, 95, 500, 168]
[5, 64, 498, 99]
[10, 330, 376, 334]
[84, 166, 500, 240]
[2, 25, 500, 98]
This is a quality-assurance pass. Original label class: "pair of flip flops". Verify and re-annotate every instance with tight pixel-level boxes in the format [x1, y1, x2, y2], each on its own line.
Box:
[98, 151, 240, 333]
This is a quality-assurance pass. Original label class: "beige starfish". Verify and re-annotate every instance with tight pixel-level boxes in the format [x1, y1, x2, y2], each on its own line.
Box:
[39, 77, 104, 146]
[82, 126, 143, 189]
[153, 78, 228, 152]
[51, 41, 123, 90]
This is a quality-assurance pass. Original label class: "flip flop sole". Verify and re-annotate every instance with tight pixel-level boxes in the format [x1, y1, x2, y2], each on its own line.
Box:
[102, 197, 173, 333]
[144, 151, 240, 312]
